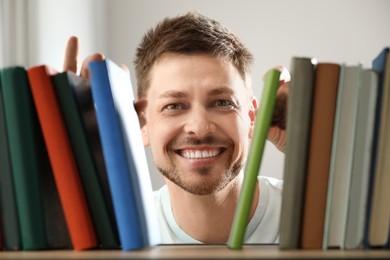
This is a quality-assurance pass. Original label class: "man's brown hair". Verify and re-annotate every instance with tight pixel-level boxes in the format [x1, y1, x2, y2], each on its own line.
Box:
[134, 11, 253, 99]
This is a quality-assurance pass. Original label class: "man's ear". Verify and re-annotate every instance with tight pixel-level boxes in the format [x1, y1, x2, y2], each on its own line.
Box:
[134, 99, 150, 147]
[248, 96, 258, 139]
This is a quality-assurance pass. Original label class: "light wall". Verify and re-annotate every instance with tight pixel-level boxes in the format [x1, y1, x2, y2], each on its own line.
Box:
[29, 0, 390, 190]
[25, 0, 107, 71]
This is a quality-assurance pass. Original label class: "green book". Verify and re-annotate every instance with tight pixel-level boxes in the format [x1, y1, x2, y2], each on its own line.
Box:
[0, 67, 47, 250]
[228, 69, 281, 249]
[36, 109, 72, 249]
[52, 71, 119, 248]
[0, 69, 22, 250]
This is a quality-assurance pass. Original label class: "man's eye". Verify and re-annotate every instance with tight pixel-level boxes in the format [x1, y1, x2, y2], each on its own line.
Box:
[213, 99, 234, 108]
[164, 103, 185, 110]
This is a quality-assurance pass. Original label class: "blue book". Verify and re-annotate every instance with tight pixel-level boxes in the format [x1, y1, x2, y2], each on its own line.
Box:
[364, 47, 389, 249]
[89, 59, 161, 250]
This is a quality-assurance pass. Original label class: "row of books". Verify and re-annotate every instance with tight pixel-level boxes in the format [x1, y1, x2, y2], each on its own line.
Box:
[279, 47, 390, 250]
[0, 60, 161, 250]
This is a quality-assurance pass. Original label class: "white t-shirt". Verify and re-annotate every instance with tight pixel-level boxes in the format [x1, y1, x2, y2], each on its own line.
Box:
[153, 176, 283, 244]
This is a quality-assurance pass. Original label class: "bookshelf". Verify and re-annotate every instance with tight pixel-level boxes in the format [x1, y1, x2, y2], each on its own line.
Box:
[1, 245, 390, 259]
[1, 45, 390, 258]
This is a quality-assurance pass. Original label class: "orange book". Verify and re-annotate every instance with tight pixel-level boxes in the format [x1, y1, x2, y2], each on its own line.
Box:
[27, 65, 97, 250]
[300, 63, 340, 249]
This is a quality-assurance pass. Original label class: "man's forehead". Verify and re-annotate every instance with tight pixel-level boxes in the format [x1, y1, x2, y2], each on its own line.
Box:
[147, 53, 250, 99]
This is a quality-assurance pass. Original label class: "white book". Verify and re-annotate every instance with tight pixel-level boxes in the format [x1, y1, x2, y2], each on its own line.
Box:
[323, 65, 361, 249]
[344, 69, 378, 249]
[107, 60, 162, 247]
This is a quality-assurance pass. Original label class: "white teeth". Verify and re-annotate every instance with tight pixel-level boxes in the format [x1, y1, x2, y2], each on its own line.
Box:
[181, 149, 220, 159]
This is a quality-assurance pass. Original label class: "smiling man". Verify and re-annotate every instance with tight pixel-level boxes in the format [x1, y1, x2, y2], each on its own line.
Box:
[64, 11, 287, 245]
[133, 12, 286, 244]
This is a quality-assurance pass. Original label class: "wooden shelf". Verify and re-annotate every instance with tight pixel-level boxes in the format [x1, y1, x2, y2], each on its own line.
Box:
[1, 245, 390, 259]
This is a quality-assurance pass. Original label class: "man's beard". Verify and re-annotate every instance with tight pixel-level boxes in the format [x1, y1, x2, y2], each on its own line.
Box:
[156, 136, 244, 195]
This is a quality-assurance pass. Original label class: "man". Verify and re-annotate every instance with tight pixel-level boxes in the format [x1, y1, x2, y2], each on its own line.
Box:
[63, 12, 288, 244]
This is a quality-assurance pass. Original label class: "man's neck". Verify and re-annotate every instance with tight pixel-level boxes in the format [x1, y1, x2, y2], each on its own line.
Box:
[165, 173, 259, 244]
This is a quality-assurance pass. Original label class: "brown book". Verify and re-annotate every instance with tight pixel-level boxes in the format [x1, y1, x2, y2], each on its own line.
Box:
[300, 63, 340, 249]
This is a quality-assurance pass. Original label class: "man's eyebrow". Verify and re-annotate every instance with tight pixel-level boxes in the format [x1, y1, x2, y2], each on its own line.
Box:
[158, 87, 234, 99]
[208, 87, 234, 96]
[158, 90, 187, 99]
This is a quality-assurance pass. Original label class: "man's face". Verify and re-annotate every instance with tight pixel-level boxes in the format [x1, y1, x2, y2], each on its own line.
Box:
[139, 53, 256, 195]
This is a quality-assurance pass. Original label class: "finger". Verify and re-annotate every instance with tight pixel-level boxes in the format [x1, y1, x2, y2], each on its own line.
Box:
[271, 88, 288, 130]
[63, 36, 79, 73]
[80, 53, 105, 80]
[279, 78, 289, 90]
[275, 65, 291, 83]
[119, 63, 130, 74]
[262, 65, 291, 83]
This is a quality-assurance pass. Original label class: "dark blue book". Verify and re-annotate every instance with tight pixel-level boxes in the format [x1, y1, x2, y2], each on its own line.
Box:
[364, 47, 389, 249]
[88, 59, 161, 250]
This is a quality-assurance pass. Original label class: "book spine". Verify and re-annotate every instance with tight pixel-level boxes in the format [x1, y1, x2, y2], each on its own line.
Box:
[228, 69, 281, 249]
[344, 69, 378, 249]
[1, 67, 47, 250]
[27, 65, 97, 250]
[52, 72, 119, 248]
[106, 59, 161, 247]
[300, 63, 340, 249]
[279, 57, 315, 249]
[89, 61, 144, 250]
[0, 69, 22, 250]
[367, 51, 390, 248]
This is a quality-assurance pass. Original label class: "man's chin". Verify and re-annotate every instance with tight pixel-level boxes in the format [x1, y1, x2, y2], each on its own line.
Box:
[165, 175, 223, 195]
[157, 161, 243, 195]
[179, 182, 226, 196]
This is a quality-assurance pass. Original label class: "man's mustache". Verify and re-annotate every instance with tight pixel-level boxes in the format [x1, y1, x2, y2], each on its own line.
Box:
[173, 135, 230, 147]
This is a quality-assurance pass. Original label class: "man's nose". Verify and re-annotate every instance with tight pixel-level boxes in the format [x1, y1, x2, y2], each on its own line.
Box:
[183, 107, 216, 138]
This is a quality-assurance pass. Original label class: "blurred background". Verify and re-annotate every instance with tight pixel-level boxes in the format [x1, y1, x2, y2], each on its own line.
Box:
[1, 0, 389, 190]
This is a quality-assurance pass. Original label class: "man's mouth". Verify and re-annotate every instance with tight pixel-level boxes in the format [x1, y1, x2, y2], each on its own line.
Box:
[176, 148, 225, 159]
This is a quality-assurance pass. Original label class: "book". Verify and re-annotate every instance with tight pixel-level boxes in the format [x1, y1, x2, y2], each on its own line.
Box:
[344, 69, 378, 249]
[366, 50, 390, 248]
[0, 67, 47, 250]
[27, 65, 97, 250]
[363, 47, 389, 249]
[68, 74, 116, 228]
[34, 102, 72, 250]
[323, 65, 361, 249]
[88, 59, 161, 250]
[52, 71, 119, 248]
[0, 70, 21, 250]
[279, 57, 316, 250]
[300, 63, 340, 249]
[228, 69, 281, 250]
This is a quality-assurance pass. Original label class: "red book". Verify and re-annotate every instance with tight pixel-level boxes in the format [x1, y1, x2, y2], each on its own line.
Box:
[27, 65, 97, 250]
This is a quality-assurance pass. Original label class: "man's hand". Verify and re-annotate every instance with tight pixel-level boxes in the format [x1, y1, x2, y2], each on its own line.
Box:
[267, 66, 289, 153]
[62, 36, 105, 79]
[63, 36, 129, 78]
